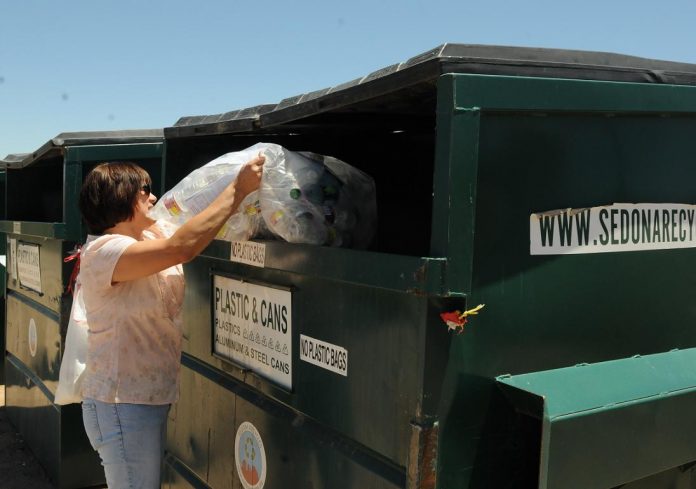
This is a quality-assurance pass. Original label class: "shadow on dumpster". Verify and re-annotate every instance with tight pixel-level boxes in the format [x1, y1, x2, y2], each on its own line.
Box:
[0, 384, 58, 489]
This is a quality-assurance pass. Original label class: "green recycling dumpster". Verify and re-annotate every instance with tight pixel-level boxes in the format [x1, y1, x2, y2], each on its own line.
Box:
[0, 130, 164, 488]
[160, 45, 696, 489]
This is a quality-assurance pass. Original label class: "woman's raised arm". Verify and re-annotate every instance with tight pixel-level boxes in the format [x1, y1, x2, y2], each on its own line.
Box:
[111, 154, 264, 283]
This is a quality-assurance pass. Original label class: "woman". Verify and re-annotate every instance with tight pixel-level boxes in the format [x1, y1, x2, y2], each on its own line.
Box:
[77, 155, 264, 489]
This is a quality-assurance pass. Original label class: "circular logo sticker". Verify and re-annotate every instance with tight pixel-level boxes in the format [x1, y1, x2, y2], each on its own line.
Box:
[235, 421, 267, 489]
[28, 318, 37, 357]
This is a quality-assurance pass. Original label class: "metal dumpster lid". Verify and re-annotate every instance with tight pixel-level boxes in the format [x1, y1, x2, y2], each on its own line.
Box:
[0, 153, 31, 166]
[497, 348, 696, 489]
[2, 129, 164, 169]
[166, 43, 696, 138]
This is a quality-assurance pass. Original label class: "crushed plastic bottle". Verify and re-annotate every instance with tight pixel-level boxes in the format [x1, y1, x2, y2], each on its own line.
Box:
[149, 165, 233, 225]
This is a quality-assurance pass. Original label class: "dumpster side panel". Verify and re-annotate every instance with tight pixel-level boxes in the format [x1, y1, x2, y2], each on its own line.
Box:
[620, 465, 696, 488]
[167, 362, 407, 489]
[6, 235, 67, 314]
[436, 74, 696, 488]
[196, 371, 238, 489]
[59, 403, 105, 488]
[162, 464, 207, 489]
[166, 252, 447, 487]
[167, 361, 236, 486]
[182, 255, 427, 467]
[471, 113, 696, 366]
[5, 332, 103, 489]
[5, 357, 60, 482]
[231, 395, 404, 489]
[5, 294, 61, 391]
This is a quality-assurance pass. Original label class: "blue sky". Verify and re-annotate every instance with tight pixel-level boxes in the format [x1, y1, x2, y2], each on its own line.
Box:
[2, 0, 696, 158]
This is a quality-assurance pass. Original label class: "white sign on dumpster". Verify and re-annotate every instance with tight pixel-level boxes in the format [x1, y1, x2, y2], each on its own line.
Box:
[17, 242, 42, 293]
[530, 203, 696, 255]
[299, 334, 348, 377]
[9, 238, 17, 280]
[230, 241, 266, 268]
[213, 275, 292, 390]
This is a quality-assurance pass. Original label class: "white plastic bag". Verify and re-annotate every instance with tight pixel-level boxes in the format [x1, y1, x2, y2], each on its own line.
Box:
[54, 281, 88, 405]
[149, 143, 377, 248]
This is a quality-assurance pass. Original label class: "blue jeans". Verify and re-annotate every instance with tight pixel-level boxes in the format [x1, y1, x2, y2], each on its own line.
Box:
[82, 399, 170, 489]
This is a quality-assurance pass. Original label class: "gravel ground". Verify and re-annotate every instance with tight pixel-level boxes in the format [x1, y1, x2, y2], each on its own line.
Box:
[0, 385, 58, 489]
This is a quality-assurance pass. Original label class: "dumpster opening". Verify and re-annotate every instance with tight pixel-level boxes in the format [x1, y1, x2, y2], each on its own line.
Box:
[7, 155, 63, 223]
[166, 110, 437, 256]
[5, 154, 163, 227]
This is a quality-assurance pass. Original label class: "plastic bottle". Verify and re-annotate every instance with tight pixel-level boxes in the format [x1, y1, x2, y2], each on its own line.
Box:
[149, 143, 280, 234]
[264, 204, 327, 244]
[148, 165, 234, 224]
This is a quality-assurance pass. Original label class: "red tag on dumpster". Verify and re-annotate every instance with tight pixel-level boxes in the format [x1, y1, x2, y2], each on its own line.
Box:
[440, 311, 467, 332]
[440, 304, 485, 334]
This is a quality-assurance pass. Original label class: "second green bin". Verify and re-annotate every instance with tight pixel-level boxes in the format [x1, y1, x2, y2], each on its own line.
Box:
[1, 130, 164, 488]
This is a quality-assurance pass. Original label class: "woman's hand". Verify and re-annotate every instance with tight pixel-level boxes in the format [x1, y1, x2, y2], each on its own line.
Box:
[234, 153, 265, 199]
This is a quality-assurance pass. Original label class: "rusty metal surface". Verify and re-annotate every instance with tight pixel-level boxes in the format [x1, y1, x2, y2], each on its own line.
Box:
[407, 421, 439, 489]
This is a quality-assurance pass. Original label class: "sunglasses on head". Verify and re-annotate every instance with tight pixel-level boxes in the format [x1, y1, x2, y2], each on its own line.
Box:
[141, 183, 151, 195]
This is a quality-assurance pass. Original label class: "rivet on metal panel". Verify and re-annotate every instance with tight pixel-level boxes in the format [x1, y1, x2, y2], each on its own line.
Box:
[407, 421, 439, 489]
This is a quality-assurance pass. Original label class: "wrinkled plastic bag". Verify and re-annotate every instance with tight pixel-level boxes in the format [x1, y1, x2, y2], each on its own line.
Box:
[55, 281, 87, 405]
[149, 143, 377, 248]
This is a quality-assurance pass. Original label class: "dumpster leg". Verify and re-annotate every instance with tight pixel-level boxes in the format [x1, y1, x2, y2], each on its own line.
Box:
[407, 420, 439, 489]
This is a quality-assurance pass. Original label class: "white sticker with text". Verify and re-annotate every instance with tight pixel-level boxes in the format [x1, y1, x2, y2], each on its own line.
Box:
[531, 203, 696, 255]
[230, 241, 266, 268]
[299, 334, 348, 377]
[17, 242, 42, 293]
[213, 275, 291, 389]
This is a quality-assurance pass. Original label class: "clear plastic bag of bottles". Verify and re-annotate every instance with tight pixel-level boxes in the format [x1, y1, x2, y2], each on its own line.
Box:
[148, 143, 377, 248]
[148, 145, 266, 242]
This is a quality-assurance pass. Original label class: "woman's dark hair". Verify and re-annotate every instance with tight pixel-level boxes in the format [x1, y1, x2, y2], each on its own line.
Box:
[79, 162, 151, 234]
